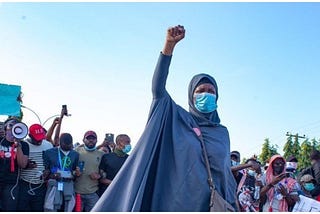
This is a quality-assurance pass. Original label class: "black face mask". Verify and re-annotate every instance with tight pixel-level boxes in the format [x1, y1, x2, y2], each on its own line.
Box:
[273, 166, 284, 175]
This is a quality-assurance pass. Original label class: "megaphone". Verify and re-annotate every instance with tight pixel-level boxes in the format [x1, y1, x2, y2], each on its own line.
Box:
[11, 122, 28, 139]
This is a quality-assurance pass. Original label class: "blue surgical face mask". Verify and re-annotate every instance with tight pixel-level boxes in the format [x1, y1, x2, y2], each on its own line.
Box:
[231, 160, 240, 166]
[194, 93, 217, 113]
[84, 145, 96, 151]
[247, 169, 257, 177]
[122, 144, 131, 154]
[304, 183, 315, 191]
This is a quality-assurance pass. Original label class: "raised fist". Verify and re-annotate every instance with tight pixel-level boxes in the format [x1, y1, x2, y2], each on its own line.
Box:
[166, 25, 185, 44]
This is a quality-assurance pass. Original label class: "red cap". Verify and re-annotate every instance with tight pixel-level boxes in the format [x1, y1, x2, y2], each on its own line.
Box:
[84, 130, 97, 139]
[29, 124, 46, 141]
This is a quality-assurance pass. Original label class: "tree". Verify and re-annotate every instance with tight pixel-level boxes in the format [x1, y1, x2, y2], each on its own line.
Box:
[311, 138, 320, 151]
[299, 138, 313, 170]
[283, 135, 294, 160]
[259, 138, 279, 165]
[269, 144, 279, 157]
[291, 135, 301, 158]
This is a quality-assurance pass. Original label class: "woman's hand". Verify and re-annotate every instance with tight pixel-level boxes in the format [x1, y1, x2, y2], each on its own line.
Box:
[270, 173, 286, 186]
[166, 25, 185, 44]
[162, 25, 185, 56]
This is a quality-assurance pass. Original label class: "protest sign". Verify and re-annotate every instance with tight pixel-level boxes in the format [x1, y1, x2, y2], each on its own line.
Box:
[292, 195, 320, 212]
[0, 83, 21, 116]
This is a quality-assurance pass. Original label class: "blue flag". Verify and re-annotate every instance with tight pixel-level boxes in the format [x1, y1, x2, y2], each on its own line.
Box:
[0, 83, 21, 116]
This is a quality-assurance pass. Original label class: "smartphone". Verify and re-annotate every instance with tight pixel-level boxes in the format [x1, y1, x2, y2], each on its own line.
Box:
[285, 172, 293, 178]
[62, 105, 68, 116]
[78, 161, 85, 172]
[105, 133, 114, 142]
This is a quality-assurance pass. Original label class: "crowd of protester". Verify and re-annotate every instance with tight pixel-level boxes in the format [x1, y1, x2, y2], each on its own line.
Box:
[231, 150, 320, 212]
[2, 111, 320, 212]
[0, 109, 131, 212]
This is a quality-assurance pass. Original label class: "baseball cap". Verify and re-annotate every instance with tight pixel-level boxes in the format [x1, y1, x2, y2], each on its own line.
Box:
[231, 151, 240, 162]
[29, 124, 46, 141]
[286, 161, 298, 170]
[300, 174, 315, 183]
[84, 130, 97, 139]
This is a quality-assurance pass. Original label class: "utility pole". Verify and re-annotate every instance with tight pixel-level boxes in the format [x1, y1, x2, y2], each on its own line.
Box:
[286, 132, 306, 139]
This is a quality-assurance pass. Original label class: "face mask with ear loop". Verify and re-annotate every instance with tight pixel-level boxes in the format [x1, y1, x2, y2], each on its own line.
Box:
[247, 169, 257, 177]
[304, 183, 315, 191]
[122, 144, 132, 154]
[194, 93, 217, 113]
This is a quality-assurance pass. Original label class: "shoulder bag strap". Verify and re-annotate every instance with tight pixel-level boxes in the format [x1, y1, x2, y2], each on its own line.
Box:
[198, 134, 216, 208]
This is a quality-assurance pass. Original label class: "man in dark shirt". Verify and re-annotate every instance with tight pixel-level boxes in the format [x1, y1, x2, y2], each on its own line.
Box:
[98, 134, 131, 196]
[43, 133, 80, 211]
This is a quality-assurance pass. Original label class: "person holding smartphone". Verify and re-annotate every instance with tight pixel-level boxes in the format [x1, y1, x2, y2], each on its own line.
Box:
[260, 154, 300, 212]
[74, 131, 104, 212]
[46, 105, 69, 147]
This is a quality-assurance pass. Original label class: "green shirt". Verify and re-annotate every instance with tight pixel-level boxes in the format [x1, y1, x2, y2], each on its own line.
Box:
[74, 146, 104, 194]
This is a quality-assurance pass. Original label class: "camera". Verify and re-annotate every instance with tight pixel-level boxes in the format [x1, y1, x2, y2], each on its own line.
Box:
[105, 133, 114, 142]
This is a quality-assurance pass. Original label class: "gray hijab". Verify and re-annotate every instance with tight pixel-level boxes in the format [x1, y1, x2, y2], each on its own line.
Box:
[188, 73, 220, 126]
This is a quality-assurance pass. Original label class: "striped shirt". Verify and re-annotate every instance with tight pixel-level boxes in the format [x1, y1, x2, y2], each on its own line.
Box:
[20, 139, 53, 184]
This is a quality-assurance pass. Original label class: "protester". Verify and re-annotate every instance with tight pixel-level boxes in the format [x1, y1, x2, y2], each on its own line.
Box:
[285, 155, 299, 179]
[237, 158, 262, 212]
[17, 123, 53, 211]
[74, 131, 104, 211]
[0, 117, 28, 211]
[260, 154, 300, 212]
[98, 134, 131, 197]
[92, 25, 237, 212]
[299, 150, 320, 183]
[231, 151, 260, 185]
[231, 151, 241, 166]
[43, 133, 80, 212]
[299, 174, 320, 201]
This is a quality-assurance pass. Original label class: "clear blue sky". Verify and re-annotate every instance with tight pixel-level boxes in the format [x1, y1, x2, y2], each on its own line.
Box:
[1, 2, 320, 159]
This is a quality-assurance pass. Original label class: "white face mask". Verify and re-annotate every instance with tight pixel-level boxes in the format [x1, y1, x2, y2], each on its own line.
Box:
[247, 169, 257, 177]
[231, 160, 240, 166]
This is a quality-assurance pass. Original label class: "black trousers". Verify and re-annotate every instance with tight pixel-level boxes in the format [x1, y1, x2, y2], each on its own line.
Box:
[17, 179, 47, 212]
[0, 182, 19, 211]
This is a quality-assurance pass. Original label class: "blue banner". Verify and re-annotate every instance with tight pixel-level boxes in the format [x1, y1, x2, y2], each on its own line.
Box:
[0, 83, 21, 116]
